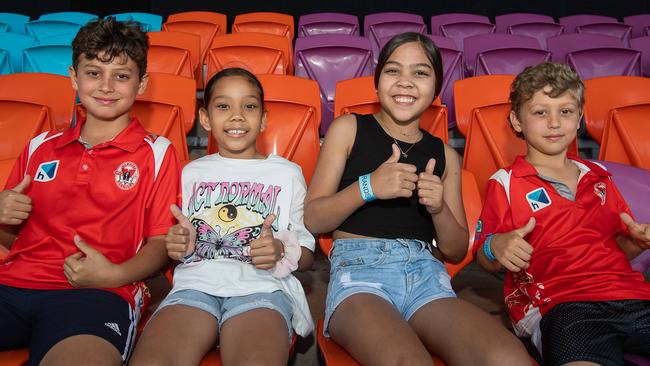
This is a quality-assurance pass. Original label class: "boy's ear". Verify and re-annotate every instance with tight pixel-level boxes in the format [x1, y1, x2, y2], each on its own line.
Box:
[260, 110, 267, 132]
[198, 107, 211, 131]
[137, 73, 149, 95]
[69, 66, 79, 91]
[509, 110, 523, 133]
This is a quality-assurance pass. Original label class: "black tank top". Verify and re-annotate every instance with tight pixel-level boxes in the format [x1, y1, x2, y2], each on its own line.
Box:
[337, 114, 446, 243]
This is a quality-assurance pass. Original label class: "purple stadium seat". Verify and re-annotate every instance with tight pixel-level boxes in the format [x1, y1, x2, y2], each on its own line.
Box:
[558, 14, 618, 33]
[427, 34, 458, 50]
[495, 13, 555, 33]
[567, 47, 641, 79]
[547, 33, 623, 62]
[441, 21, 496, 54]
[476, 48, 551, 76]
[508, 22, 564, 49]
[298, 13, 359, 37]
[630, 36, 650, 77]
[463, 33, 543, 75]
[363, 12, 426, 65]
[577, 22, 633, 45]
[623, 14, 650, 38]
[430, 13, 490, 35]
[294, 35, 372, 135]
[593, 160, 650, 275]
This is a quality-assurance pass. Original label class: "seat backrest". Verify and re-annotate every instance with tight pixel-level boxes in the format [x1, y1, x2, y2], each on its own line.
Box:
[475, 48, 551, 76]
[163, 11, 227, 63]
[567, 47, 641, 79]
[577, 22, 632, 44]
[599, 104, 650, 170]
[206, 75, 321, 185]
[437, 46, 463, 129]
[0, 12, 29, 33]
[131, 72, 195, 162]
[546, 33, 623, 62]
[0, 51, 10, 75]
[594, 159, 650, 223]
[334, 76, 449, 143]
[111, 12, 162, 31]
[147, 31, 201, 78]
[453, 74, 514, 136]
[232, 12, 295, 41]
[623, 14, 650, 38]
[298, 13, 359, 37]
[25, 19, 80, 45]
[430, 13, 491, 35]
[427, 34, 458, 50]
[440, 21, 496, 53]
[495, 13, 555, 33]
[0, 72, 75, 131]
[0, 32, 34, 72]
[508, 22, 563, 49]
[38, 12, 97, 26]
[583, 76, 650, 143]
[22, 45, 72, 76]
[363, 12, 426, 64]
[558, 14, 618, 33]
[147, 46, 193, 83]
[463, 33, 542, 75]
[629, 36, 650, 77]
[205, 32, 292, 80]
[294, 35, 373, 135]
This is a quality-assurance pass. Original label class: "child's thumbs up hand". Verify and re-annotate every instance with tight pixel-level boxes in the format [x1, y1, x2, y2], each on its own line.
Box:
[490, 217, 536, 272]
[417, 158, 444, 215]
[620, 213, 650, 249]
[0, 175, 33, 225]
[166, 205, 197, 261]
[370, 144, 418, 200]
[64, 235, 120, 288]
[250, 214, 284, 270]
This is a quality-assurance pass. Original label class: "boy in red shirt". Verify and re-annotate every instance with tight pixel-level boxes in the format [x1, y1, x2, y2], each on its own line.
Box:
[473, 62, 650, 366]
[0, 18, 179, 365]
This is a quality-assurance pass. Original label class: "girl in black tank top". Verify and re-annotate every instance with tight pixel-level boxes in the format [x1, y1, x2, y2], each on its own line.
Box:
[304, 32, 531, 365]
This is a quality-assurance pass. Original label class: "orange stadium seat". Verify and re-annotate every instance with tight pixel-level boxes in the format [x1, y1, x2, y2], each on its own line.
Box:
[333, 75, 449, 143]
[147, 31, 201, 83]
[0, 73, 75, 187]
[163, 11, 227, 88]
[207, 74, 321, 185]
[232, 12, 294, 42]
[453, 74, 514, 137]
[583, 76, 650, 144]
[205, 32, 293, 80]
[599, 104, 650, 170]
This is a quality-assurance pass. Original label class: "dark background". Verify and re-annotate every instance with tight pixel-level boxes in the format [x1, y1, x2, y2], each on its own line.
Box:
[2, 0, 649, 30]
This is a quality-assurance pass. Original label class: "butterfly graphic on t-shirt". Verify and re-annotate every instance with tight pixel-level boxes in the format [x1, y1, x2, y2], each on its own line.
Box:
[190, 218, 262, 263]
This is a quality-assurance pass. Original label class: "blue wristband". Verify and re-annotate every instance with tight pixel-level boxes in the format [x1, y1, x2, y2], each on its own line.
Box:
[358, 173, 376, 202]
[483, 235, 496, 262]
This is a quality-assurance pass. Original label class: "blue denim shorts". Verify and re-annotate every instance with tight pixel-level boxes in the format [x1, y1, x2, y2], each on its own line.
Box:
[324, 238, 456, 337]
[154, 289, 293, 342]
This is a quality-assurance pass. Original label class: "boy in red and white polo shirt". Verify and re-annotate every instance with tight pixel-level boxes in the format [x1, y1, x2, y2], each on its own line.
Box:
[0, 18, 179, 365]
[473, 62, 650, 366]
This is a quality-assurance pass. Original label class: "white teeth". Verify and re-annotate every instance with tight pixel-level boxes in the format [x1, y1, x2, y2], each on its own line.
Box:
[226, 129, 246, 135]
[394, 96, 415, 103]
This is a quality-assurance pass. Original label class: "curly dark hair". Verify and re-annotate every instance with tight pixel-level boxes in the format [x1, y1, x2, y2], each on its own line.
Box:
[72, 16, 148, 78]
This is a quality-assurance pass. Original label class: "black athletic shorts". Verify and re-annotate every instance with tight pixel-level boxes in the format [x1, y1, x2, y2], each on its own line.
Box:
[0, 285, 136, 366]
[540, 300, 650, 366]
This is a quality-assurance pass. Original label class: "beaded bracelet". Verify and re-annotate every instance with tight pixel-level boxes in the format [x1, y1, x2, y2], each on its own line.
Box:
[483, 235, 496, 262]
[358, 173, 376, 202]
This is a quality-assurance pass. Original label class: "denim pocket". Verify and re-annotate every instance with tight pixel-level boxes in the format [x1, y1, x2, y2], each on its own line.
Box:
[331, 245, 388, 271]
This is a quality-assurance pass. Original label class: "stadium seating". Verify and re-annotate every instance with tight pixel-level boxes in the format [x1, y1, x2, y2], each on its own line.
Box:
[494, 13, 555, 33]
[110, 12, 162, 31]
[298, 13, 360, 37]
[430, 13, 491, 35]
[0, 12, 29, 33]
[558, 14, 618, 33]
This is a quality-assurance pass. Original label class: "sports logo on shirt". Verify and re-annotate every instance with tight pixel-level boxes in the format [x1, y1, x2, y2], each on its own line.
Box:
[114, 161, 139, 190]
[526, 188, 552, 212]
[34, 160, 59, 182]
[593, 182, 606, 205]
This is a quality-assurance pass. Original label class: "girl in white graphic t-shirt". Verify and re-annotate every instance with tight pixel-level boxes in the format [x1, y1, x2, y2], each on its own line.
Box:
[130, 68, 315, 366]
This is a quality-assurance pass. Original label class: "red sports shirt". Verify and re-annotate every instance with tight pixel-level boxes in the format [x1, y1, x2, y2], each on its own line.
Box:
[0, 118, 180, 309]
[473, 155, 650, 337]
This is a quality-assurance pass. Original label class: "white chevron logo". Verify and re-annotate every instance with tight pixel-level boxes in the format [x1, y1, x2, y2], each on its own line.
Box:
[105, 322, 121, 336]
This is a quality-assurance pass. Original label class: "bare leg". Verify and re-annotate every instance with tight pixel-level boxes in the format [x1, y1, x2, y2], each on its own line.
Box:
[40, 335, 121, 366]
[409, 298, 531, 366]
[219, 308, 290, 366]
[328, 293, 433, 366]
[129, 305, 218, 366]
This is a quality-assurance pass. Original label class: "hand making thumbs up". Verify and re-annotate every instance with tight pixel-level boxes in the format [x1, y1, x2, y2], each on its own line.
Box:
[64, 235, 119, 288]
[620, 213, 650, 249]
[417, 158, 444, 214]
[369, 144, 418, 200]
[166, 204, 197, 261]
[490, 217, 537, 272]
[0, 175, 32, 225]
[250, 214, 284, 270]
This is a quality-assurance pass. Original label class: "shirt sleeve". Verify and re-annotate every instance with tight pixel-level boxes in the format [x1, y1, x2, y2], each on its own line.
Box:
[143, 143, 181, 238]
[471, 176, 515, 256]
[289, 168, 315, 251]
